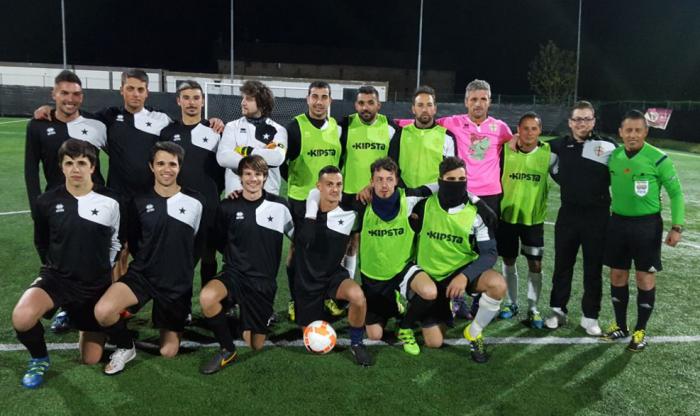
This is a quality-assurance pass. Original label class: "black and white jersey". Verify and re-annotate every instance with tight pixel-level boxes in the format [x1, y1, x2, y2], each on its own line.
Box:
[25, 111, 107, 213]
[127, 187, 204, 300]
[215, 192, 293, 288]
[160, 120, 224, 210]
[217, 117, 288, 195]
[294, 205, 357, 292]
[96, 107, 172, 199]
[33, 185, 121, 288]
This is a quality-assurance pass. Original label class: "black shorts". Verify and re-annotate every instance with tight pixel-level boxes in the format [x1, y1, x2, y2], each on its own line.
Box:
[215, 270, 276, 334]
[30, 268, 109, 332]
[120, 271, 191, 332]
[295, 266, 349, 326]
[422, 270, 482, 327]
[479, 194, 501, 222]
[362, 263, 421, 326]
[496, 221, 545, 261]
[603, 213, 663, 272]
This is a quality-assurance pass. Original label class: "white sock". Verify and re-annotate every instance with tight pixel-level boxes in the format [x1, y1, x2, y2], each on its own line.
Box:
[527, 271, 542, 312]
[343, 255, 357, 279]
[502, 263, 518, 305]
[469, 293, 502, 339]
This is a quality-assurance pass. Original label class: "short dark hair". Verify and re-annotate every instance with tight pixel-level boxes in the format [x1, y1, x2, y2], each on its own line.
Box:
[308, 81, 331, 96]
[238, 154, 269, 177]
[571, 100, 595, 117]
[370, 157, 398, 178]
[439, 156, 466, 178]
[356, 85, 379, 100]
[240, 80, 275, 117]
[55, 70, 82, 86]
[58, 139, 97, 167]
[317, 165, 341, 180]
[121, 69, 149, 86]
[518, 111, 542, 127]
[413, 85, 436, 103]
[620, 109, 647, 127]
[177, 80, 203, 95]
[150, 141, 185, 166]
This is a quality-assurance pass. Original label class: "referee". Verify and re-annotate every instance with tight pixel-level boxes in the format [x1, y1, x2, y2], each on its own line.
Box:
[602, 110, 685, 352]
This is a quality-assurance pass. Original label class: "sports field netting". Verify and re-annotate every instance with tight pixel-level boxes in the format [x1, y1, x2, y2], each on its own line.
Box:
[1, 117, 699, 415]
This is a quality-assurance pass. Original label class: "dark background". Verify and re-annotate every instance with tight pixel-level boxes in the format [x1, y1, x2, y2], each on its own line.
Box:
[1, 0, 699, 101]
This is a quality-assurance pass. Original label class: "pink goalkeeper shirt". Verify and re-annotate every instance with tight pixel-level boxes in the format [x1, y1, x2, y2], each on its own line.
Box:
[437, 115, 513, 196]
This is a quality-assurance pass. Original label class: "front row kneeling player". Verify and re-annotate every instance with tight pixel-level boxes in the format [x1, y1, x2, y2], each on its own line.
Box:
[12, 139, 121, 388]
[407, 156, 506, 363]
[94, 142, 204, 375]
[296, 166, 372, 366]
[199, 155, 294, 374]
[305, 157, 435, 356]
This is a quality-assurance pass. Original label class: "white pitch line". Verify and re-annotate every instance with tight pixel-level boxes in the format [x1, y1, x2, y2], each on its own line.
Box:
[0, 210, 30, 216]
[0, 119, 29, 125]
[1, 336, 700, 352]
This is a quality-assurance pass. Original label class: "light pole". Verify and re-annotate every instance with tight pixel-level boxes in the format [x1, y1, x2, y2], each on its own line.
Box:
[574, 0, 582, 102]
[416, 0, 424, 89]
[230, 0, 235, 83]
[61, 0, 67, 68]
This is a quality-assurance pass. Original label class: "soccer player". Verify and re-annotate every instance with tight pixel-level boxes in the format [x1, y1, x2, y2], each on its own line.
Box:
[602, 110, 685, 351]
[284, 81, 341, 321]
[160, 80, 224, 283]
[409, 157, 505, 363]
[12, 139, 121, 388]
[497, 112, 557, 327]
[305, 157, 434, 355]
[199, 155, 293, 374]
[544, 101, 617, 336]
[388, 85, 456, 189]
[94, 142, 204, 374]
[217, 80, 288, 196]
[34, 70, 223, 276]
[337, 85, 399, 280]
[437, 79, 512, 320]
[295, 166, 371, 366]
[25, 70, 108, 332]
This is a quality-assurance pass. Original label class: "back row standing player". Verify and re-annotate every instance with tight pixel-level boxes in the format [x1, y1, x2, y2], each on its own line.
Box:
[160, 81, 224, 284]
[25, 70, 108, 332]
[436, 79, 512, 319]
[544, 101, 617, 336]
[283, 81, 341, 320]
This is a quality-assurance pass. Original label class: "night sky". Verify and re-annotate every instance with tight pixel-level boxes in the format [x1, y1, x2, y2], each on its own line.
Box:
[2, 0, 699, 100]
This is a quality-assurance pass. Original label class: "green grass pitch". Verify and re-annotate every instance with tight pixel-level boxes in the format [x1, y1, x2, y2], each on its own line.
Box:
[1, 117, 699, 415]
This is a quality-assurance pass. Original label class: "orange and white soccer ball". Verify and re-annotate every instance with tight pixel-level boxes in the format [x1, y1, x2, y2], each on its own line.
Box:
[303, 320, 337, 354]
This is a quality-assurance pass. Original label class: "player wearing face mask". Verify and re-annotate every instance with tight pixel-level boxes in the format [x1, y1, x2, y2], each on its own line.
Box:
[408, 157, 506, 363]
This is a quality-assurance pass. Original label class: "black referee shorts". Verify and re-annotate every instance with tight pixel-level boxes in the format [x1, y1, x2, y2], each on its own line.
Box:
[120, 271, 191, 333]
[603, 213, 663, 272]
[215, 269, 276, 335]
[30, 268, 109, 332]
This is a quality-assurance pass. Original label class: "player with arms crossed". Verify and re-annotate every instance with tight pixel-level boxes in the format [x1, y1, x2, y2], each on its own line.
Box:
[12, 139, 120, 388]
[602, 110, 685, 351]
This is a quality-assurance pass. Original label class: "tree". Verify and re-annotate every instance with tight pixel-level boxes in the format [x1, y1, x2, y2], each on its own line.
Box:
[528, 40, 576, 104]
